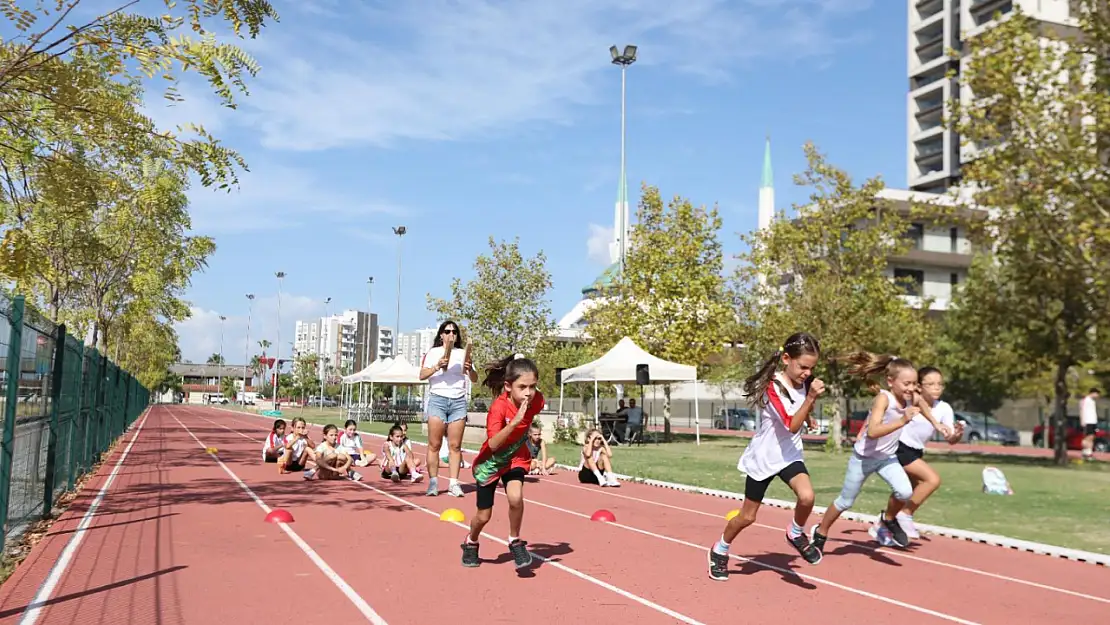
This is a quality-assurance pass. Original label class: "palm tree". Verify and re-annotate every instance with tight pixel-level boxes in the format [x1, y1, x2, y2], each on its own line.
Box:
[206, 353, 224, 365]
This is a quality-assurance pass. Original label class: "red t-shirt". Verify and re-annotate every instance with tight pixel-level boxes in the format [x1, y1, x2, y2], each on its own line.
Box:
[471, 390, 545, 486]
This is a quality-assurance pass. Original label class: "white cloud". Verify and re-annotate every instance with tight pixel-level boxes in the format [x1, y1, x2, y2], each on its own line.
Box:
[174, 294, 328, 365]
[587, 223, 615, 265]
[215, 0, 873, 151]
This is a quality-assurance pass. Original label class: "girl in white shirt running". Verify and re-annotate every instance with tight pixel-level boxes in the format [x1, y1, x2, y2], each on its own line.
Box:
[872, 366, 963, 541]
[708, 332, 825, 581]
[810, 353, 951, 553]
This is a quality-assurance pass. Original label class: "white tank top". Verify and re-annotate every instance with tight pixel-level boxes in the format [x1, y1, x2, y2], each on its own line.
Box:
[854, 390, 905, 459]
[738, 373, 807, 481]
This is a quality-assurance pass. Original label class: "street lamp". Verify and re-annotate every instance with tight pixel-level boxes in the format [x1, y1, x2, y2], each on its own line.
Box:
[321, 296, 331, 409]
[244, 294, 254, 405]
[392, 226, 406, 356]
[609, 44, 637, 275]
[274, 271, 286, 408]
[218, 315, 226, 400]
[366, 276, 374, 365]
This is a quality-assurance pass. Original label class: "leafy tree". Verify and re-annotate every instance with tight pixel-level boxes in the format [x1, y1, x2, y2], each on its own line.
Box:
[946, 5, 1110, 464]
[585, 185, 733, 438]
[531, 340, 611, 410]
[220, 375, 237, 400]
[736, 143, 936, 449]
[207, 353, 225, 365]
[427, 237, 555, 369]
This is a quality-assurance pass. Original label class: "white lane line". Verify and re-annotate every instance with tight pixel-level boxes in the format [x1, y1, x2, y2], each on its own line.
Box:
[196, 411, 705, 625]
[171, 408, 387, 624]
[19, 409, 152, 625]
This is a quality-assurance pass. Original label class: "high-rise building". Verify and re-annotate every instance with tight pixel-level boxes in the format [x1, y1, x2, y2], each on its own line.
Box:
[376, 326, 394, 359]
[398, 327, 438, 367]
[293, 309, 378, 377]
[907, 0, 1077, 193]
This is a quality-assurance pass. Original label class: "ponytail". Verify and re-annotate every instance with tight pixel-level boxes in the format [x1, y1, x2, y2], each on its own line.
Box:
[481, 353, 539, 395]
[744, 332, 820, 408]
[840, 351, 915, 393]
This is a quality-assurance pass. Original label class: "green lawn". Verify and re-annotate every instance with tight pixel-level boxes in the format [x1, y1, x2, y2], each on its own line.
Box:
[218, 406, 1110, 554]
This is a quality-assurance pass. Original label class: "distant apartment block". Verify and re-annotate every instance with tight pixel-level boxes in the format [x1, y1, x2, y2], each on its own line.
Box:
[398, 327, 437, 367]
[293, 309, 378, 376]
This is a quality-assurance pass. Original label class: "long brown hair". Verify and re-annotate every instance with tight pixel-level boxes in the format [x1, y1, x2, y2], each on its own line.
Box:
[480, 354, 539, 395]
[744, 332, 820, 407]
[840, 351, 916, 393]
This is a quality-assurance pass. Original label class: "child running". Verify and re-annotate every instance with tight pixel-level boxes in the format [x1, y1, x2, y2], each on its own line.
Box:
[381, 424, 424, 483]
[708, 332, 825, 581]
[578, 428, 620, 487]
[309, 424, 361, 481]
[279, 417, 316, 475]
[337, 420, 375, 468]
[810, 353, 951, 552]
[262, 419, 286, 463]
[526, 422, 555, 475]
[872, 366, 963, 540]
[461, 354, 544, 569]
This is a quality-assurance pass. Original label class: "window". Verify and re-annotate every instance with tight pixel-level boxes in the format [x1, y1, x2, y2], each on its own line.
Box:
[894, 268, 926, 296]
[950, 273, 959, 286]
[905, 223, 925, 249]
[950, 227, 959, 252]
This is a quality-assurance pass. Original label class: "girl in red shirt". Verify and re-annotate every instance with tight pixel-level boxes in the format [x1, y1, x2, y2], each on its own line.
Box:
[461, 354, 543, 569]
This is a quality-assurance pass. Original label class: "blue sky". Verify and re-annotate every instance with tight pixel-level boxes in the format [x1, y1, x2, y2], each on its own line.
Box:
[164, 0, 908, 364]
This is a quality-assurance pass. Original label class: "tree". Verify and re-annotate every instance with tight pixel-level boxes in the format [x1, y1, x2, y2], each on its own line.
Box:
[585, 185, 734, 438]
[946, 5, 1110, 464]
[531, 340, 609, 411]
[207, 353, 225, 365]
[427, 237, 555, 369]
[736, 143, 937, 449]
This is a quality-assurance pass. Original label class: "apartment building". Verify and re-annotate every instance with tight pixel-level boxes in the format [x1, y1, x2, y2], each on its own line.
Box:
[397, 327, 437, 367]
[293, 309, 378, 376]
[377, 326, 395, 359]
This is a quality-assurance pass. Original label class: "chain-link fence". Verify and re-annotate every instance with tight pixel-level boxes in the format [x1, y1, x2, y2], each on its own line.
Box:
[0, 295, 149, 550]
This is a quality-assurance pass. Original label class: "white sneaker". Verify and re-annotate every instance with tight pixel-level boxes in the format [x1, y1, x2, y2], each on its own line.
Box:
[348, 471, 363, 482]
[447, 482, 465, 497]
[410, 472, 425, 484]
[606, 475, 621, 487]
[896, 513, 920, 539]
[391, 470, 401, 483]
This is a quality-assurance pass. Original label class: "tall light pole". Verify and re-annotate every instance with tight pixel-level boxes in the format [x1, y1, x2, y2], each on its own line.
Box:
[320, 296, 331, 408]
[609, 43, 637, 275]
[244, 293, 254, 405]
[274, 271, 286, 407]
[218, 315, 226, 400]
[366, 276, 374, 365]
[392, 226, 406, 357]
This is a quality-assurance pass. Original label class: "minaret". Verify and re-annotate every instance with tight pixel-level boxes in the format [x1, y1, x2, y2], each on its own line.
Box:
[608, 152, 630, 268]
[758, 136, 774, 232]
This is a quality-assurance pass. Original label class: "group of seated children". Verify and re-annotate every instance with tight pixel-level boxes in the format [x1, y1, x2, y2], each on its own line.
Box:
[260, 417, 620, 488]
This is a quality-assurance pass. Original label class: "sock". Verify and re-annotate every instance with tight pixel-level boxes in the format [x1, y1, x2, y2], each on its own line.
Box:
[508, 535, 519, 544]
[465, 535, 478, 545]
[897, 511, 912, 520]
[450, 478, 458, 487]
[788, 520, 803, 539]
[712, 535, 731, 555]
[593, 469, 605, 484]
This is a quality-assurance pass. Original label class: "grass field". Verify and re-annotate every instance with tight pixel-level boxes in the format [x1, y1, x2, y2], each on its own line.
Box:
[219, 405, 1110, 555]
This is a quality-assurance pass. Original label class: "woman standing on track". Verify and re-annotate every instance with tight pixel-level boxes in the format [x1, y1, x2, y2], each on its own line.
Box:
[420, 320, 478, 497]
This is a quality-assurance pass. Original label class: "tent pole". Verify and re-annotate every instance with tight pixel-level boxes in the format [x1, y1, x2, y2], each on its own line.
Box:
[594, 379, 599, 425]
[559, 382, 565, 415]
[694, 377, 701, 446]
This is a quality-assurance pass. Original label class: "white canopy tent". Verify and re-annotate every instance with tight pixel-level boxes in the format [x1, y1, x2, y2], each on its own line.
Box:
[559, 337, 703, 444]
[342, 357, 392, 416]
[368, 357, 426, 385]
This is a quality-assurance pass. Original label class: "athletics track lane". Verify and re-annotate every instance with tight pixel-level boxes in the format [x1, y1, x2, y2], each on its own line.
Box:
[213, 407, 1110, 624]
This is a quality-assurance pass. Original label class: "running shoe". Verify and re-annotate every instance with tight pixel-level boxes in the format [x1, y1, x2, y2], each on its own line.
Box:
[461, 541, 480, 567]
[880, 512, 910, 547]
[809, 524, 827, 555]
[896, 513, 920, 539]
[426, 476, 439, 496]
[707, 548, 730, 581]
[786, 530, 823, 565]
[508, 539, 533, 569]
[867, 523, 895, 547]
[447, 482, 465, 497]
[410, 472, 424, 484]
[390, 469, 401, 483]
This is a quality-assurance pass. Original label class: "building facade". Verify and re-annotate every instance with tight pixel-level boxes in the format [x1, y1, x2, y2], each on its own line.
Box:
[397, 327, 437, 367]
[293, 309, 378, 376]
[376, 326, 394, 359]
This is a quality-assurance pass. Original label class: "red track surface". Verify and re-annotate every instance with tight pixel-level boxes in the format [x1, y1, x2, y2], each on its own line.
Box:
[1, 405, 1107, 624]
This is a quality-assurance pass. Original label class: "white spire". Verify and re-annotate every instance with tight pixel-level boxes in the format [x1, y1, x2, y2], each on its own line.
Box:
[758, 136, 774, 232]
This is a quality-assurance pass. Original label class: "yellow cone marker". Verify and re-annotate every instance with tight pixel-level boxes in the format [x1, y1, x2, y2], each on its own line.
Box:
[206, 447, 218, 454]
[439, 508, 466, 523]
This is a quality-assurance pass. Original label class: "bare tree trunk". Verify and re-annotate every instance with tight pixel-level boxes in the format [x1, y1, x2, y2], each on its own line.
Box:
[1053, 360, 1071, 466]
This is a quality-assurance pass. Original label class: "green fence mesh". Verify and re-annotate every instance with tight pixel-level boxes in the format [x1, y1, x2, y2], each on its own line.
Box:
[0, 295, 150, 549]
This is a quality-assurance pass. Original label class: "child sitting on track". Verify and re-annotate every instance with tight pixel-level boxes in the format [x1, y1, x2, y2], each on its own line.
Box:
[279, 417, 316, 475]
[309, 424, 362, 481]
[526, 422, 556, 475]
[262, 419, 286, 463]
[381, 424, 424, 483]
[462, 354, 544, 569]
[338, 419, 375, 468]
[398, 422, 427, 476]
[578, 428, 620, 487]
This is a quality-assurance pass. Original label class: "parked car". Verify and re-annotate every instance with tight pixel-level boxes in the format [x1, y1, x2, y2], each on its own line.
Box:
[714, 408, 757, 431]
[1032, 417, 1109, 452]
[953, 412, 1020, 446]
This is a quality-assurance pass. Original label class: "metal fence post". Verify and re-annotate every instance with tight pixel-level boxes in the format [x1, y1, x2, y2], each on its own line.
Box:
[43, 324, 66, 519]
[0, 295, 26, 542]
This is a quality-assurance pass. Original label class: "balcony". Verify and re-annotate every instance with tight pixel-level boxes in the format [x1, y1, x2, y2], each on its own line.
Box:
[915, 0, 943, 23]
[915, 30, 946, 65]
[970, 0, 1013, 28]
[914, 139, 945, 166]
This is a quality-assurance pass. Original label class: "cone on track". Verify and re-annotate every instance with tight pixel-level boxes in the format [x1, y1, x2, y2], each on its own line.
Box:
[205, 447, 218, 454]
[590, 509, 616, 523]
[439, 508, 466, 523]
[725, 509, 740, 521]
[265, 509, 295, 524]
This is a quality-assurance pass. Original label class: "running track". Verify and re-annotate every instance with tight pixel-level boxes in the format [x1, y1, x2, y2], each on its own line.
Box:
[0, 406, 1106, 624]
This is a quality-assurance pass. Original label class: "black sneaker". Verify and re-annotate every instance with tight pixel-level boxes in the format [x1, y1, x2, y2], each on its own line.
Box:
[461, 541, 480, 567]
[786, 531, 822, 565]
[707, 548, 730, 581]
[881, 514, 910, 547]
[508, 539, 532, 569]
[809, 524, 827, 554]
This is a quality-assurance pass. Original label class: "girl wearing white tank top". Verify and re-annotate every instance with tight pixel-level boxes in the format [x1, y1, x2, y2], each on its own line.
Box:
[708, 332, 826, 582]
[810, 353, 950, 554]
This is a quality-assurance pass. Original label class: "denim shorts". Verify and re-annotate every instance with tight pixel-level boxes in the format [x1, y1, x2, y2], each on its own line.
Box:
[426, 393, 468, 424]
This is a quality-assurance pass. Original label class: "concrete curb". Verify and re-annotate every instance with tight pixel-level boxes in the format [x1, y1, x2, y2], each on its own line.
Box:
[206, 405, 1110, 567]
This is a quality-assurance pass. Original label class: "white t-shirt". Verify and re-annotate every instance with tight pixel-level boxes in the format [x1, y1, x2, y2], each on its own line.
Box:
[421, 345, 468, 399]
[1080, 395, 1098, 426]
[738, 373, 807, 481]
[337, 432, 362, 455]
[899, 399, 954, 450]
[262, 431, 284, 460]
[854, 390, 906, 459]
[284, 433, 308, 458]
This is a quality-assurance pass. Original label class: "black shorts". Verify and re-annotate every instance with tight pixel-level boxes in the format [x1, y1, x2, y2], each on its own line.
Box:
[476, 468, 526, 510]
[381, 468, 410, 480]
[896, 441, 925, 467]
[578, 467, 601, 485]
[287, 460, 306, 472]
[1084, 424, 1098, 436]
[744, 461, 808, 503]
